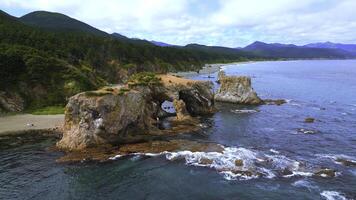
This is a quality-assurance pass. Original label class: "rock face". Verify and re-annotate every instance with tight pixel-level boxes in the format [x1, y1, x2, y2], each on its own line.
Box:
[173, 99, 191, 120]
[57, 75, 215, 151]
[57, 90, 150, 150]
[215, 75, 262, 104]
[0, 91, 24, 112]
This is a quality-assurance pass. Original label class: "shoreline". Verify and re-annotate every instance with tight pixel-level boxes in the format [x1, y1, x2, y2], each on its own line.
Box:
[171, 61, 258, 77]
[173, 59, 356, 77]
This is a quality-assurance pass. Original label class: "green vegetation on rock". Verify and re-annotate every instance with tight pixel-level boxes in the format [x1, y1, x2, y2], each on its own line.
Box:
[128, 72, 162, 87]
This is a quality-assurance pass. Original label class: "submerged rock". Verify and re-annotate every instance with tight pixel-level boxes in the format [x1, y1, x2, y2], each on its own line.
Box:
[235, 159, 244, 166]
[304, 117, 315, 123]
[314, 168, 337, 178]
[57, 74, 215, 151]
[335, 158, 356, 167]
[200, 158, 214, 165]
[215, 75, 262, 105]
[263, 99, 287, 106]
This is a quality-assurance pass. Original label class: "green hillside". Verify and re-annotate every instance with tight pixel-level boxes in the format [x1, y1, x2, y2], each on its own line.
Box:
[0, 10, 254, 111]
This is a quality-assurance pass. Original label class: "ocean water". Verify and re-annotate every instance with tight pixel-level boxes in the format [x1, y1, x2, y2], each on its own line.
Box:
[1, 60, 356, 200]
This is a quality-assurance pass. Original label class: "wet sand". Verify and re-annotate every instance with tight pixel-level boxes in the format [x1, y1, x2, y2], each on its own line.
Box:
[0, 114, 64, 135]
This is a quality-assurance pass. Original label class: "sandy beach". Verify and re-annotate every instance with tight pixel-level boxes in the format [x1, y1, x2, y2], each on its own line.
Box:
[0, 114, 64, 135]
[170, 62, 257, 77]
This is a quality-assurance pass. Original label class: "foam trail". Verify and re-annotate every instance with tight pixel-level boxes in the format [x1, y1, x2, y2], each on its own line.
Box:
[320, 191, 348, 200]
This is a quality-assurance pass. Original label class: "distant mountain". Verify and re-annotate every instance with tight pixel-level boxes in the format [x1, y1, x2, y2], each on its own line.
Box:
[19, 11, 108, 36]
[304, 42, 356, 55]
[243, 41, 353, 59]
[185, 44, 257, 58]
[150, 41, 174, 47]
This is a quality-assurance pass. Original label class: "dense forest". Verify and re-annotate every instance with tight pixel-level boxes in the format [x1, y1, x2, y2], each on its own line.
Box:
[0, 10, 353, 112]
[0, 10, 258, 111]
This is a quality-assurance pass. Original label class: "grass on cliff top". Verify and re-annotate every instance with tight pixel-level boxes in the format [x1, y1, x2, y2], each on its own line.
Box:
[127, 72, 162, 87]
[29, 106, 65, 115]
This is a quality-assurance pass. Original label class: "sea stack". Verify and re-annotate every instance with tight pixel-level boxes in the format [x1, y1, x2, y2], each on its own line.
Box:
[215, 72, 262, 105]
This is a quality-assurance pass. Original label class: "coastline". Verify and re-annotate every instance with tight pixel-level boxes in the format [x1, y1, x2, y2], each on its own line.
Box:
[171, 61, 258, 77]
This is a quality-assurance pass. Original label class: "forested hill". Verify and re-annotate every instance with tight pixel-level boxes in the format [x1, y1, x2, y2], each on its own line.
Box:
[19, 11, 108, 36]
[0, 10, 256, 111]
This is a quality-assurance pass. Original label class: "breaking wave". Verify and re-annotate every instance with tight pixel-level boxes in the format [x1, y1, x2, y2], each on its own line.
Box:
[320, 191, 348, 200]
[111, 145, 330, 181]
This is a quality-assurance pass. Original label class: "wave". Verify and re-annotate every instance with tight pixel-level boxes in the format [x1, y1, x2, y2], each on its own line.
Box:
[111, 145, 330, 181]
[231, 109, 259, 114]
[320, 191, 348, 200]
[292, 179, 319, 191]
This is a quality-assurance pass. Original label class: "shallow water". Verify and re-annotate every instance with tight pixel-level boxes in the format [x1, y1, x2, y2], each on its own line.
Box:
[1, 60, 356, 200]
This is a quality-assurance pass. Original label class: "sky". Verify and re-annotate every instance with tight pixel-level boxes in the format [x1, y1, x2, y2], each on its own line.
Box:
[1, 0, 356, 47]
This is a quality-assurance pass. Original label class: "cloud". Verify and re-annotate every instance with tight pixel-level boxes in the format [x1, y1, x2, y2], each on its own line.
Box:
[1, 0, 355, 46]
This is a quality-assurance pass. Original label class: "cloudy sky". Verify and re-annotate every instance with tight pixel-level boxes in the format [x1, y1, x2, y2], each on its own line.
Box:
[1, 0, 356, 47]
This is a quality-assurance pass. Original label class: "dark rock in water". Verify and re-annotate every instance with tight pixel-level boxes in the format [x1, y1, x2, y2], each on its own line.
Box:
[314, 168, 337, 177]
[281, 168, 294, 176]
[235, 159, 244, 166]
[230, 170, 255, 177]
[336, 158, 356, 167]
[200, 158, 214, 165]
[304, 117, 315, 123]
[215, 75, 262, 104]
[263, 99, 287, 106]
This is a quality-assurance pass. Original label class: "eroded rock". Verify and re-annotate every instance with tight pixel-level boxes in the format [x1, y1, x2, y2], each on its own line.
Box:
[173, 99, 191, 120]
[57, 74, 215, 151]
[215, 75, 262, 105]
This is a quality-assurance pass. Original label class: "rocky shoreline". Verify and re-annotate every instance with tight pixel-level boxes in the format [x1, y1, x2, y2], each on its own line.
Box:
[1, 70, 288, 163]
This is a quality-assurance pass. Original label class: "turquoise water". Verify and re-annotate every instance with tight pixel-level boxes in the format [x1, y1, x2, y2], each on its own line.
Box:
[1, 60, 356, 200]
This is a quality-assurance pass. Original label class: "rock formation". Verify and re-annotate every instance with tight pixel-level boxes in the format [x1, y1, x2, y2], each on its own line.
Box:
[173, 99, 191, 120]
[215, 75, 262, 105]
[57, 74, 215, 151]
[0, 91, 24, 112]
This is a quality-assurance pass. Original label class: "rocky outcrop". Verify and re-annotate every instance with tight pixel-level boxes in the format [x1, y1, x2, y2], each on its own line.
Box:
[56, 89, 151, 150]
[173, 99, 191, 120]
[57, 74, 215, 151]
[215, 75, 262, 104]
[0, 91, 24, 112]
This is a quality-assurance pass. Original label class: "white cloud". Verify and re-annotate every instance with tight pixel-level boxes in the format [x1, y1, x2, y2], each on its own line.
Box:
[1, 0, 355, 46]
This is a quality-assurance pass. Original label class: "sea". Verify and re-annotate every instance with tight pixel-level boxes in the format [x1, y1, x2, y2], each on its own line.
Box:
[1, 60, 356, 200]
